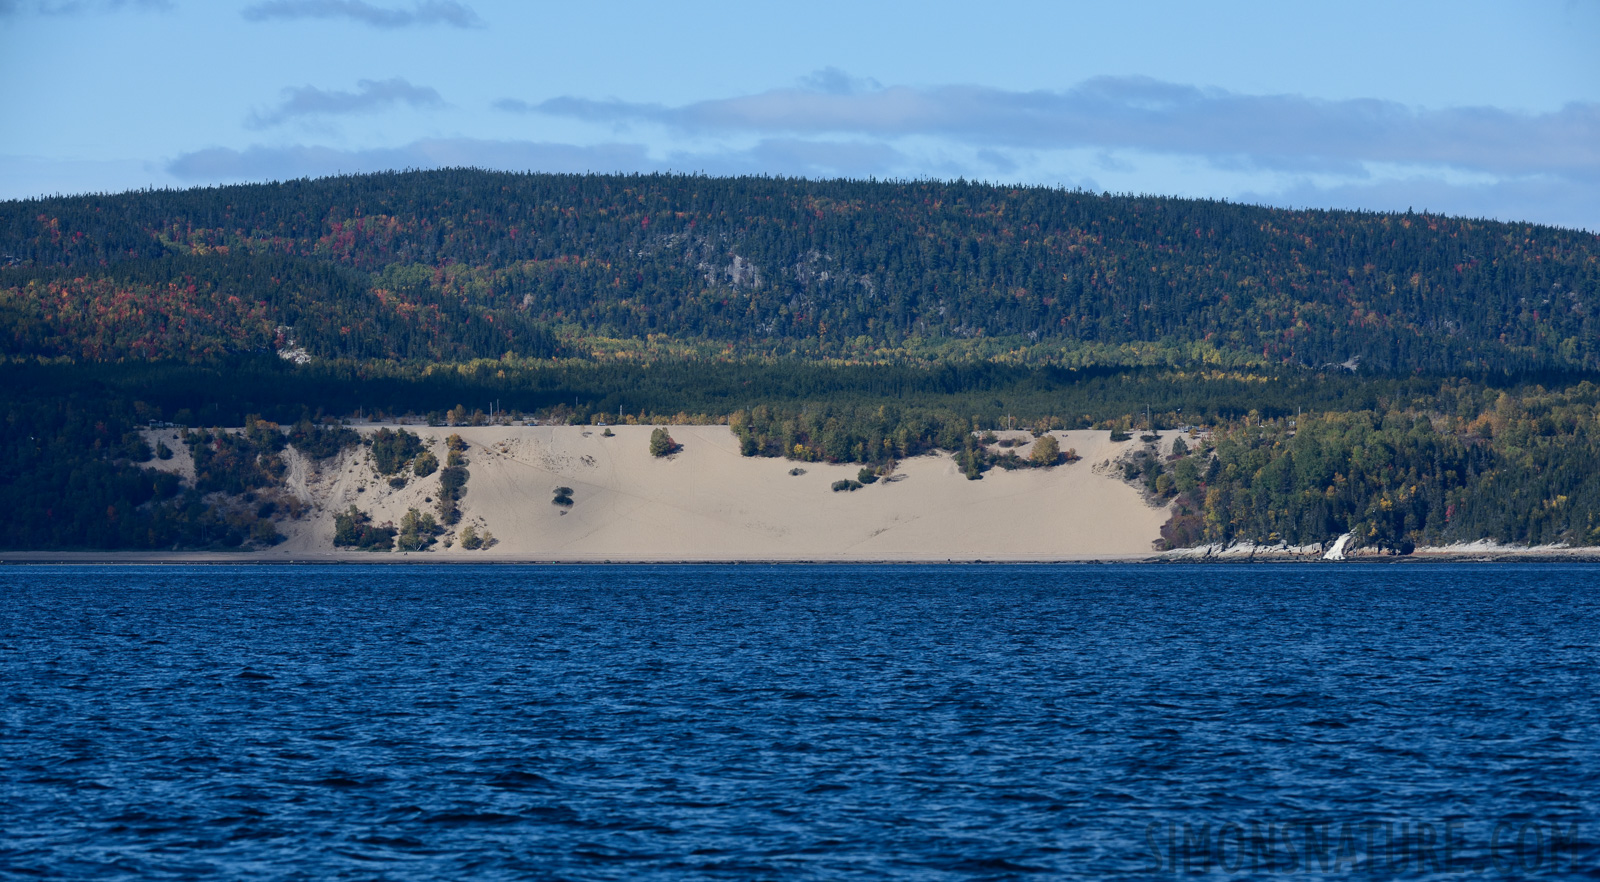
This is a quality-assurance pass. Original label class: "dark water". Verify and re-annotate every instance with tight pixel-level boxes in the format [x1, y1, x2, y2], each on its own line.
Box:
[2, 564, 1597, 880]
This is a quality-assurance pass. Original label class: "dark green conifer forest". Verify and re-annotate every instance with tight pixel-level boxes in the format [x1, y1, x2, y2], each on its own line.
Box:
[3, 169, 1599, 551]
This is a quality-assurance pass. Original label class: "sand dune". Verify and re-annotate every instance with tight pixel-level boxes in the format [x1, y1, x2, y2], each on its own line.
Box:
[132, 424, 1172, 561]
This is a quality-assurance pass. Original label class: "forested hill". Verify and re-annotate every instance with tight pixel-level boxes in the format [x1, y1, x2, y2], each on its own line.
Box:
[3, 169, 1599, 372]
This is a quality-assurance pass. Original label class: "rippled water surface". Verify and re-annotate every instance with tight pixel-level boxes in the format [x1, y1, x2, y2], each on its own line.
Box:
[2, 564, 1597, 879]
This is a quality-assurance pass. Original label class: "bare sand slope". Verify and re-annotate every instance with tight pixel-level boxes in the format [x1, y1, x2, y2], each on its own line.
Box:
[253, 425, 1168, 561]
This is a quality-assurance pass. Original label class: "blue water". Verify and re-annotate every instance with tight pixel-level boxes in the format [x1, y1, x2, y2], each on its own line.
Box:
[2, 564, 1596, 880]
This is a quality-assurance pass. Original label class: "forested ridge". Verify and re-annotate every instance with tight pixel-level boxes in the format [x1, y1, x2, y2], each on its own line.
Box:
[1146, 383, 1600, 551]
[4, 169, 1600, 553]
[4, 169, 1599, 371]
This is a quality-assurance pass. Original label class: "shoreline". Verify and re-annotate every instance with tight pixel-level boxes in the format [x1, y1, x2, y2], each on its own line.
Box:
[5, 549, 1599, 565]
[15, 423, 1596, 566]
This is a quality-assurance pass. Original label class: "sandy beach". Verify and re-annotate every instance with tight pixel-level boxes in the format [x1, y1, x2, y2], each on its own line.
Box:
[6, 424, 1596, 564]
[5, 425, 1174, 563]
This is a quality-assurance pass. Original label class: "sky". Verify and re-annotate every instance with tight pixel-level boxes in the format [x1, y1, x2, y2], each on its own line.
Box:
[2, 0, 1597, 230]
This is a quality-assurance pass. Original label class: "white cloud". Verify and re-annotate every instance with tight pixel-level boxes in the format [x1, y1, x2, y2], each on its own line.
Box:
[1245, 174, 1599, 234]
[247, 78, 446, 129]
[240, 0, 482, 29]
[145, 132, 1599, 232]
[476, 71, 1600, 229]
[165, 137, 907, 184]
[165, 139, 654, 182]
[0, 0, 169, 15]
[520, 73, 1600, 183]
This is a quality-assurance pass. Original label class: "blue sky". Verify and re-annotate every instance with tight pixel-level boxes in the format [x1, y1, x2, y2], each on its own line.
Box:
[2, 0, 1597, 230]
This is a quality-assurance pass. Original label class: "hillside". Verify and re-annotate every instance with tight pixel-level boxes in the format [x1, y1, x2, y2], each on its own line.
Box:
[4, 170, 1599, 372]
[4, 171, 1600, 556]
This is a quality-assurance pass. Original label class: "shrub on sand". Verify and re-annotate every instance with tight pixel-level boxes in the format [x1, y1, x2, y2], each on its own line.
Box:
[413, 450, 438, 477]
[649, 428, 679, 457]
[1030, 434, 1061, 467]
[396, 508, 441, 551]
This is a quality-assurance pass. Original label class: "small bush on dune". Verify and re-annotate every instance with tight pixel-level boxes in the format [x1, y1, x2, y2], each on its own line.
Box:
[435, 462, 469, 525]
[649, 427, 680, 457]
[959, 440, 986, 480]
[289, 420, 360, 460]
[1030, 435, 1061, 467]
[439, 464, 467, 491]
[369, 428, 426, 476]
[857, 467, 879, 485]
[250, 519, 284, 546]
[333, 505, 395, 551]
[435, 495, 460, 526]
[396, 507, 441, 551]
[413, 450, 438, 477]
[832, 479, 863, 492]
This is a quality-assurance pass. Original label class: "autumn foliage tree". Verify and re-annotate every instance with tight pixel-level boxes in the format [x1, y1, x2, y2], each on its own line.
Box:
[1030, 434, 1061, 466]
[649, 427, 678, 457]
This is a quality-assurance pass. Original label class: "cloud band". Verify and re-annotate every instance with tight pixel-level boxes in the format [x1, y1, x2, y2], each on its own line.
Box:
[240, 0, 482, 29]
